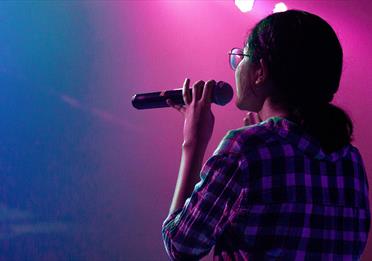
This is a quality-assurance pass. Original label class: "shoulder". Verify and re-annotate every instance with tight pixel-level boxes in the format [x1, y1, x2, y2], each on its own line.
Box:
[348, 145, 368, 174]
[213, 122, 273, 156]
[349, 145, 365, 161]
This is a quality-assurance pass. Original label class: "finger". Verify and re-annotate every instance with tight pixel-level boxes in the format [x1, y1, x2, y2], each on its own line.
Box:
[192, 80, 205, 102]
[243, 112, 254, 126]
[252, 112, 262, 124]
[244, 112, 262, 126]
[166, 99, 185, 113]
[202, 80, 216, 104]
[256, 113, 263, 122]
[243, 115, 250, 126]
[249, 112, 261, 124]
[182, 78, 192, 105]
[249, 112, 255, 123]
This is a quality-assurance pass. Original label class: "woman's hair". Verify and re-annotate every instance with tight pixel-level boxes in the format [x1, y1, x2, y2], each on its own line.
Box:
[246, 10, 353, 153]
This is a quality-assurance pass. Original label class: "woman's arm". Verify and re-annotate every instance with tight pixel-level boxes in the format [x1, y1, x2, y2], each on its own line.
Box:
[168, 142, 207, 215]
[162, 152, 242, 260]
[166, 78, 215, 215]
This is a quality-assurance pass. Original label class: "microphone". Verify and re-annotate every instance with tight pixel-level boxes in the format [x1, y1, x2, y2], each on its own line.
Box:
[131, 81, 233, 109]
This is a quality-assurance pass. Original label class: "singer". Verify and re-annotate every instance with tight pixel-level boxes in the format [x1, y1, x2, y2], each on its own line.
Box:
[161, 10, 370, 260]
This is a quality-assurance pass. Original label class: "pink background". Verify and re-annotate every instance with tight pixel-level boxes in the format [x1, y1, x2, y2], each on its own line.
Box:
[0, 1, 371, 260]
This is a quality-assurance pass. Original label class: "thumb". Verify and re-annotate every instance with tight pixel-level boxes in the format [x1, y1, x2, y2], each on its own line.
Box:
[166, 99, 186, 115]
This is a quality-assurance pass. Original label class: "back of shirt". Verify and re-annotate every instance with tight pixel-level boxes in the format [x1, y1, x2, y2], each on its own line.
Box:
[213, 117, 370, 260]
[162, 117, 370, 260]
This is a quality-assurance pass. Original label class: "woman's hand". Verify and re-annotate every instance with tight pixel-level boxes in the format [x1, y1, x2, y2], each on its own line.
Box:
[166, 78, 215, 214]
[243, 111, 262, 126]
[166, 78, 215, 150]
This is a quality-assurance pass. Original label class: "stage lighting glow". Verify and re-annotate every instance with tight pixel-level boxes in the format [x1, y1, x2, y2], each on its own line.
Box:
[273, 2, 288, 13]
[235, 0, 255, 13]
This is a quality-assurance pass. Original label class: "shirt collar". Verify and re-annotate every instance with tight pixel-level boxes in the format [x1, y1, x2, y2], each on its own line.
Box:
[261, 116, 351, 162]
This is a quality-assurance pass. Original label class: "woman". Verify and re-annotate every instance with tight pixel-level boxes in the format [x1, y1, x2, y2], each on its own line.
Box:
[162, 10, 370, 260]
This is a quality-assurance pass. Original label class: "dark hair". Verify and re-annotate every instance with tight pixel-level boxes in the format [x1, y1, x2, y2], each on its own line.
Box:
[246, 10, 353, 153]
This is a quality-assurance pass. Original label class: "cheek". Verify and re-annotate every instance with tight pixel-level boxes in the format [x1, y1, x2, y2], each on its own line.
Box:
[235, 67, 243, 97]
[235, 62, 244, 84]
[235, 67, 240, 87]
[236, 64, 248, 94]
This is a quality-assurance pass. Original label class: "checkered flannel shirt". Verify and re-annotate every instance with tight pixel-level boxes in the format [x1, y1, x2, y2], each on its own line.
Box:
[162, 116, 370, 260]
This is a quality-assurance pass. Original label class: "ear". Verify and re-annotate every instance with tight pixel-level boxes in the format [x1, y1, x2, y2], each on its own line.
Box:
[254, 58, 269, 86]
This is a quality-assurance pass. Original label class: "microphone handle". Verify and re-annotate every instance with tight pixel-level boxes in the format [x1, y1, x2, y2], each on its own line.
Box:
[132, 88, 190, 110]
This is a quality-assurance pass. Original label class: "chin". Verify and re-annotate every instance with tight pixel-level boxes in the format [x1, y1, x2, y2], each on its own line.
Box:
[235, 98, 261, 112]
[235, 98, 249, 111]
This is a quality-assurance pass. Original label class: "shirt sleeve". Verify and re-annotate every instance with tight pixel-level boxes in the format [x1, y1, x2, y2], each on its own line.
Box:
[161, 153, 243, 260]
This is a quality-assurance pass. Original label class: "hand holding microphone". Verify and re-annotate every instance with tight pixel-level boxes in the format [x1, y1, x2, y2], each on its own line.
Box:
[131, 78, 233, 149]
[131, 80, 233, 110]
[168, 78, 216, 149]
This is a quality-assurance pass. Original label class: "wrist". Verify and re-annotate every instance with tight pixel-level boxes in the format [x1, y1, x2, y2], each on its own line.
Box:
[182, 138, 209, 149]
[182, 141, 208, 154]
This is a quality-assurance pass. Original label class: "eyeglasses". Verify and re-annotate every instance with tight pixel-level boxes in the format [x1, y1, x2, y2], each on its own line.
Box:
[228, 47, 250, 71]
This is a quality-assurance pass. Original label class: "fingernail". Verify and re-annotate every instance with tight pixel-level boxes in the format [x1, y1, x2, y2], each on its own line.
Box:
[207, 80, 215, 86]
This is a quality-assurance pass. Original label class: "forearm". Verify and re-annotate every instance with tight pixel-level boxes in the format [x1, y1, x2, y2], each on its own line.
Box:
[168, 142, 207, 215]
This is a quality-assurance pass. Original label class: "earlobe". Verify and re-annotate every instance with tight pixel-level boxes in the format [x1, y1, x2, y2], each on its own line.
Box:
[254, 72, 263, 85]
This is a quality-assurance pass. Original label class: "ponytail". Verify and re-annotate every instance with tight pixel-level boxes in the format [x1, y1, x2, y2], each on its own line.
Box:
[289, 103, 353, 153]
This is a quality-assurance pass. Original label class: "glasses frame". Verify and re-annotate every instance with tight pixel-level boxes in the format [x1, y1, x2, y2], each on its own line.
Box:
[228, 47, 250, 71]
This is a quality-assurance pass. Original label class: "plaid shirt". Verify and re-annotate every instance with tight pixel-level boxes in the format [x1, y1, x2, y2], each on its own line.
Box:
[162, 116, 370, 260]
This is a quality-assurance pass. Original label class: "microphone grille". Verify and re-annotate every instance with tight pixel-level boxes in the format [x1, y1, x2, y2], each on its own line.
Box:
[213, 81, 234, 106]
